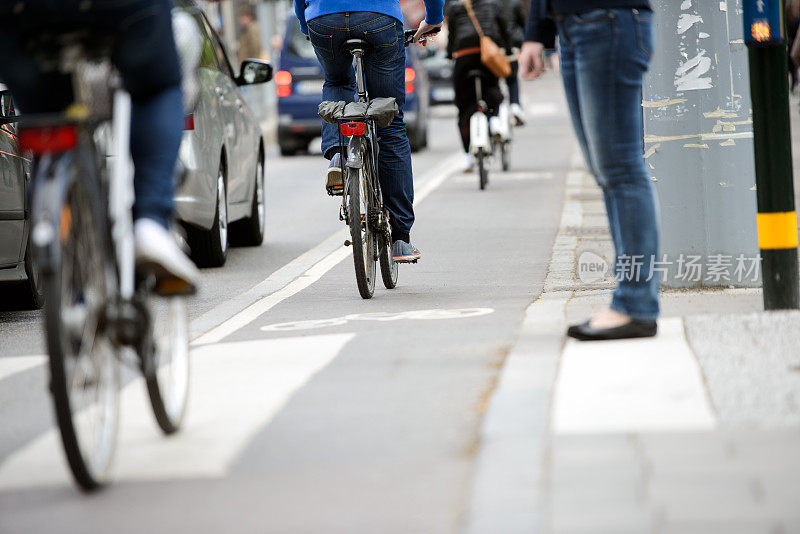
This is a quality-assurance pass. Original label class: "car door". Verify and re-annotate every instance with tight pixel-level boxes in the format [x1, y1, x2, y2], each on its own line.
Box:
[0, 89, 25, 267]
[203, 18, 253, 207]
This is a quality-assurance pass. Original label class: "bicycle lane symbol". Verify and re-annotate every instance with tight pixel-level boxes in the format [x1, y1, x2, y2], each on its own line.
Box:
[259, 308, 496, 332]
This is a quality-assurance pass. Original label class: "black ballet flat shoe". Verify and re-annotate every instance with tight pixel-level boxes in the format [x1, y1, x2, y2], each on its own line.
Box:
[566, 319, 658, 341]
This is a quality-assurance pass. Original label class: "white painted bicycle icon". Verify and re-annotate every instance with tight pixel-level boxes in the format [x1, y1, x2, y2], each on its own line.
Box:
[260, 308, 495, 332]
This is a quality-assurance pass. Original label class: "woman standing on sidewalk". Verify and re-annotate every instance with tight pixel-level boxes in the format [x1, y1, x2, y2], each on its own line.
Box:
[519, 0, 660, 341]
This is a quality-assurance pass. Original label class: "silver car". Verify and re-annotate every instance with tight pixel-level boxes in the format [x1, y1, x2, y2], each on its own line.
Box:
[175, 2, 273, 267]
[0, 86, 41, 309]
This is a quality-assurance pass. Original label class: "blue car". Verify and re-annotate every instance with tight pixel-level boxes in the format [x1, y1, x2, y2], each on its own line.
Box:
[276, 18, 430, 156]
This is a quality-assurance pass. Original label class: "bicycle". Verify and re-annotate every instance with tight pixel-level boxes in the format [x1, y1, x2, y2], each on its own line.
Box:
[467, 72, 512, 190]
[15, 29, 192, 491]
[320, 28, 439, 299]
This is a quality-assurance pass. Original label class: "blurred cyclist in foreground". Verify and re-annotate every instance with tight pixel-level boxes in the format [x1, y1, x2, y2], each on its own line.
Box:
[294, 0, 445, 263]
[0, 0, 200, 291]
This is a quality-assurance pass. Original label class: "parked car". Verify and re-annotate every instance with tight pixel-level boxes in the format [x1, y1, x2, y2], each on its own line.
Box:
[421, 47, 455, 106]
[174, 1, 273, 267]
[276, 17, 430, 156]
[0, 87, 42, 310]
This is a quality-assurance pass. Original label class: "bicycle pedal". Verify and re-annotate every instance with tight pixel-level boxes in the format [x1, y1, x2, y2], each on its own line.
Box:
[155, 277, 196, 297]
[327, 185, 344, 196]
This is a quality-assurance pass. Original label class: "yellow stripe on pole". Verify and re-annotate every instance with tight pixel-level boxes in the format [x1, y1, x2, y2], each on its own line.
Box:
[757, 211, 799, 250]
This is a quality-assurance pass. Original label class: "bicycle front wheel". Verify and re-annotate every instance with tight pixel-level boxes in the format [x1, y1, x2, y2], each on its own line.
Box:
[379, 224, 398, 289]
[347, 150, 377, 299]
[40, 155, 120, 491]
[143, 295, 190, 434]
[478, 151, 489, 190]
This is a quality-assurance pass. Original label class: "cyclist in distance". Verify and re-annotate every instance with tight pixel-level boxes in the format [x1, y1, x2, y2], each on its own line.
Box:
[294, 0, 445, 263]
[0, 0, 200, 292]
[445, 0, 514, 173]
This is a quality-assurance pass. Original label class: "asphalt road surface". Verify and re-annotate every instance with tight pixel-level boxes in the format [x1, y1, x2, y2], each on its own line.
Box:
[0, 76, 574, 533]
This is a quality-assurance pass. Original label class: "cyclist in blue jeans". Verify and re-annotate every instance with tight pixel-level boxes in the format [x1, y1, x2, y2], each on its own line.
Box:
[294, 0, 445, 262]
[520, 0, 660, 341]
[0, 0, 200, 291]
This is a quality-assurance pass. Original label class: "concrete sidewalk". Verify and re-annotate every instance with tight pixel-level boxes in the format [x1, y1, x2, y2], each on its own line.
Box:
[466, 154, 800, 533]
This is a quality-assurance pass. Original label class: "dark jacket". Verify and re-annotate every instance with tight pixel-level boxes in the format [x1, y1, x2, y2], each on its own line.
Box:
[524, 0, 651, 47]
[445, 0, 514, 58]
[503, 0, 526, 48]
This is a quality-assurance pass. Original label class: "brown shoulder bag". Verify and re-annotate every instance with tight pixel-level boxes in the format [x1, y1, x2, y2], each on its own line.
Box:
[462, 0, 512, 78]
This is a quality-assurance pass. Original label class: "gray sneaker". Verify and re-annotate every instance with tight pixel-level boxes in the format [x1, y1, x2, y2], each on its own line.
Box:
[392, 240, 421, 263]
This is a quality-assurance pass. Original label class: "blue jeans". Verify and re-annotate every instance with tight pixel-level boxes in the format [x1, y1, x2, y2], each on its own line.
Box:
[557, 8, 660, 320]
[0, 0, 183, 229]
[308, 12, 415, 242]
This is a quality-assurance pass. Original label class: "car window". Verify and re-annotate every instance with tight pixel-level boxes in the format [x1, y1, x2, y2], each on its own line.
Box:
[287, 21, 317, 60]
[0, 90, 16, 119]
[200, 15, 236, 78]
[192, 13, 221, 70]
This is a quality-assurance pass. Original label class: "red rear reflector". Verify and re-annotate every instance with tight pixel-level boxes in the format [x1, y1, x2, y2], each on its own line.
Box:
[340, 122, 367, 137]
[275, 70, 293, 85]
[277, 85, 292, 97]
[19, 125, 78, 155]
[184, 114, 195, 130]
[405, 67, 416, 83]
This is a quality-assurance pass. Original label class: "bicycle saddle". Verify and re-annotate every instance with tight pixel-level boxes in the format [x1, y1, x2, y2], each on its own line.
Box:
[467, 69, 485, 79]
[340, 38, 372, 55]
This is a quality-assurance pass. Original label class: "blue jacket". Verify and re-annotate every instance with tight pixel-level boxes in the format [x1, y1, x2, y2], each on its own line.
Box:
[294, 0, 445, 36]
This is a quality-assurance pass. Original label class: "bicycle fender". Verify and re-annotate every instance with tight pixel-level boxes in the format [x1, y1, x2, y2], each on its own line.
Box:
[29, 153, 74, 275]
[345, 135, 364, 169]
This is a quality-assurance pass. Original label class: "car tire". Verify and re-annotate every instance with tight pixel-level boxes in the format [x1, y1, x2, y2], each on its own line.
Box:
[4, 241, 44, 310]
[229, 148, 266, 247]
[185, 161, 228, 267]
[280, 145, 298, 157]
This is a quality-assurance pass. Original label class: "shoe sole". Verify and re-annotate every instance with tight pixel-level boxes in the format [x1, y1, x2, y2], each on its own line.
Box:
[393, 254, 421, 263]
[326, 167, 343, 196]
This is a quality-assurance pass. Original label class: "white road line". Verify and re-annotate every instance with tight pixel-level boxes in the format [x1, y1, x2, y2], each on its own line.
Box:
[193, 152, 463, 345]
[0, 355, 46, 381]
[553, 318, 717, 434]
[0, 333, 355, 489]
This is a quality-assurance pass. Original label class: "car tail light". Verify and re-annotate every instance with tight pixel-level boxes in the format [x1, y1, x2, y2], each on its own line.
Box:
[405, 67, 416, 83]
[184, 114, 195, 130]
[405, 83, 415, 94]
[340, 121, 367, 137]
[275, 70, 293, 97]
[19, 125, 78, 155]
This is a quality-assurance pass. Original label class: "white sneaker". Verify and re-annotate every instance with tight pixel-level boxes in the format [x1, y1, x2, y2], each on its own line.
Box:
[463, 153, 475, 173]
[511, 104, 527, 126]
[134, 218, 200, 295]
[489, 116, 502, 140]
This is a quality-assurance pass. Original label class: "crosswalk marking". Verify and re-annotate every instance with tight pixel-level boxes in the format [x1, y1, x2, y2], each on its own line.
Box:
[553, 318, 716, 434]
[0, 333, 354, 489]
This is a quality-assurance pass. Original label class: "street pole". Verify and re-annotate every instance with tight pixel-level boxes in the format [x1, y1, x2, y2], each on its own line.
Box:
[745, 0, 800, 309]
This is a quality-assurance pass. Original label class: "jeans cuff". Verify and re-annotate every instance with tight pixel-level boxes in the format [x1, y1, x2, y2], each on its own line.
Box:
[392, 229, 410, 243]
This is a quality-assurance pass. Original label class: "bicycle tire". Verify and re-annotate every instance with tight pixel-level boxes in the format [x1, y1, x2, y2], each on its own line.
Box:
[501, 141, 510, 172]
[143, 295, 190, 434]
[39, 151, 120, 491]
[478, 151, 488, 190]
[379, 228, 398, 289]
[347, 147, 377, 299]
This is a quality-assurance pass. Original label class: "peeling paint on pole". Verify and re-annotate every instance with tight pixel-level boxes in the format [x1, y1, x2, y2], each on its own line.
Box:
[644, 0, 760, 287]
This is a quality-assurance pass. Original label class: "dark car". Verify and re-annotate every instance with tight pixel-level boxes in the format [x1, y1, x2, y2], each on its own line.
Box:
[276, 18, 430, 156]
[0, 87, 42, 309]
[421, 47, 455, 105]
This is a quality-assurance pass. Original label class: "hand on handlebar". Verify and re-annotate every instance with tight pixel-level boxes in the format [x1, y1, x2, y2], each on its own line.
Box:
[412, 21, 443, 48]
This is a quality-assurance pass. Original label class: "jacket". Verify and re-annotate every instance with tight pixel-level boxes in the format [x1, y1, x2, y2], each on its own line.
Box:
[445, 0, 514, 58]
[294, 0, 445, 36]
[525, 0, 651, 47]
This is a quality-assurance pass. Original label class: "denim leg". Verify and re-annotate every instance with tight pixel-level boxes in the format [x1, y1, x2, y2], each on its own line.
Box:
[363, 22, 414, 241]
[560, 9, 660, 320]
[557, 37, 597, 178]
[130, 86, 182, 227]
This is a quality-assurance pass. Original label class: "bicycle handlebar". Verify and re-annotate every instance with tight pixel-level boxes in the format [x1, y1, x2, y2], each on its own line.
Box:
[404, 27, 441, 47]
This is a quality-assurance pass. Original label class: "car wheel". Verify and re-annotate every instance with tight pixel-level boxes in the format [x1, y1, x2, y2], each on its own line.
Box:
[4, 240, 44, 310]
[229, 148, 266, 247]
[185, 161, 228, 267]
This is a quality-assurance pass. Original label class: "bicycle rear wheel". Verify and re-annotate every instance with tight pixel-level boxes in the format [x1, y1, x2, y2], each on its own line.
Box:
[142, 294, 190, 434]
[347, 147, 377, 299]
[478, 151, 489, 190]
[39, 154, 120, 491]
[500, 141, 510, 172]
